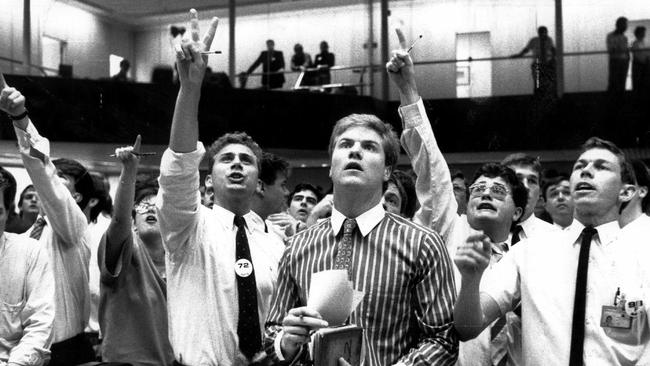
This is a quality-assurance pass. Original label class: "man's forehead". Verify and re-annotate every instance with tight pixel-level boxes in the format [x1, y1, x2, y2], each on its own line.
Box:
[296, 189, 317, 198]
[215, 143, 256, 157]
[577, 148, 620, 165]
[509, 164, 539, 179]
[336, 126, 382, 143]
[547, 180, 570, 192]
[475, 175, 508, 185]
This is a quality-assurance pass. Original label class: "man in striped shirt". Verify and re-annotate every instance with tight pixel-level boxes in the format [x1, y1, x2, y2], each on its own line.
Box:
[264, 111, 458, 364]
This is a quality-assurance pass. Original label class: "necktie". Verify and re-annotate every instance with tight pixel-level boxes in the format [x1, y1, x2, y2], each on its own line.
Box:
[569, 226, 597, 366]
[29, 217, 47, 240]
[490, 242, 510, 341]
[511, 224, 523, 246]
[334, 218, 357, 272]
[233, 216, 262, 359]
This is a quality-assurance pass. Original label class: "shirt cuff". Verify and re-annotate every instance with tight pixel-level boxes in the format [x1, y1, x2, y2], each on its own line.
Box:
[397, 98, 426, 129]
[274, 330, 286, 361]
[160, 142, 206, 176]
[13, 121, 51, 157]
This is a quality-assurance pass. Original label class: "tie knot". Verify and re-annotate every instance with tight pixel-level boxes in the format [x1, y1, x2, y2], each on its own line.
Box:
[512, 224, 523, 236]
[35, 217, 46, 226]
[233, 215, 246, 229]
[343, 218, 357, 235]
[581, 226, 597, 239]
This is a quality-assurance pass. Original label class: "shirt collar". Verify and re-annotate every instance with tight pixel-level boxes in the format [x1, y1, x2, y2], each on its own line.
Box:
[567, 219, 620, 247]
[517, 214, 538, 239]
[212, 204, 255, 232]
[331, 202, 385, 237]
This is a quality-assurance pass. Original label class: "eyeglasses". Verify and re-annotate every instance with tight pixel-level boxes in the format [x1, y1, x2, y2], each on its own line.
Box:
[134, 201, 156, 214]
[468, 182, 510, 200]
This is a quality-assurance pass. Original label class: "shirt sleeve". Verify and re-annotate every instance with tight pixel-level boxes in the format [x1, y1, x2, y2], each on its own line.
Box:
[156, 143, 205, 254]
[98, 232, 134, 287]
[399, 99, 459, 248]
[13, 122, 89, 249]
[263, 247, 309, 364]
[8, 240, 55, 366]
[480, 246, 522, 316]
[395, 231, 458, 366]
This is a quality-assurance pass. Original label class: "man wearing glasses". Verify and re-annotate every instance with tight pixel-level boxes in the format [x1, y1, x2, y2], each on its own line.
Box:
[387, 29, 528, 365]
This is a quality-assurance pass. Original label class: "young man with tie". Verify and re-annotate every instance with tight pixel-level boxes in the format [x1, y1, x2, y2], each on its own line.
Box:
[156, 10, 284, 365]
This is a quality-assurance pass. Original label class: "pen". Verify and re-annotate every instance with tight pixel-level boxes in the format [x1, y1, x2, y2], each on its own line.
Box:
[109, 152, 157, 157]
[201, 51, 222, 54]
[407, 35, 423, 53]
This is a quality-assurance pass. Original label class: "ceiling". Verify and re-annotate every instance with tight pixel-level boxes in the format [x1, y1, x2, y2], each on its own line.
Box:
[71, 0, 281, 18]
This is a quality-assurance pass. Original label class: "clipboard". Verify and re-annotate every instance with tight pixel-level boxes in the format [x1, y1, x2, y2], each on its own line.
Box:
[312, 325, 363, 366]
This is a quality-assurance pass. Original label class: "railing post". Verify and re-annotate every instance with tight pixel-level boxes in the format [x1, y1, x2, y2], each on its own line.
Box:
[555, 0, 564, 97]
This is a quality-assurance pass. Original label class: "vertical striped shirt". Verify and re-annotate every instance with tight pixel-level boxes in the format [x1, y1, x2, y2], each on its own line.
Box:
[264, 204, 458, 365]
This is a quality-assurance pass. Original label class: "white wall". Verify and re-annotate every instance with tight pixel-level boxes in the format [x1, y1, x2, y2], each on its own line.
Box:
[133, 0, 650, 99]
[0, 0, 134, 79]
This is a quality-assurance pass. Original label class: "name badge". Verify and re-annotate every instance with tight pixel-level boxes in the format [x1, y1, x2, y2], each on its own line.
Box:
[235, 259, 254, 278]
[600, 305, 632, 329]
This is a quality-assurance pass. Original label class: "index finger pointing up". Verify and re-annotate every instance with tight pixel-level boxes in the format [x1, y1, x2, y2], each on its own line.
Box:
[202, 17, 219, 50]
[190, 9, 200, 42]
[0, 71, 7, 90]
[132, 134, 142, 154]
[395, 28, 408, 50]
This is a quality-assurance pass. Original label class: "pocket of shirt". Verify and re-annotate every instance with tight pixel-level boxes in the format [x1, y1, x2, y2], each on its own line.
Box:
[603, 309, 647, 346]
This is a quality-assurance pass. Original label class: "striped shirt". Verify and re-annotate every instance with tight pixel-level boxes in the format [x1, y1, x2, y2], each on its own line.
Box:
[264, 203, 458, 365]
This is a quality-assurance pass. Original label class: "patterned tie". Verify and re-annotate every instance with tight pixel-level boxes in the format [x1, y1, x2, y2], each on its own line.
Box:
[233, 216, 262, 359]
[569, 226, 597, 366]
[29, 217, 47, 240]
[334, 218, 357, 272]
[511, 224, 523, 246]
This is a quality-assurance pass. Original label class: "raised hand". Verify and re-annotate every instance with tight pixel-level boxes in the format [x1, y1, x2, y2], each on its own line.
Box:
[267, 212, 299, 237]
[0, 72, 27, 117]
[386, 28, 420, 105]
[172, 9, 219, 86]
[113, 135, 142, 169]
[280, 306, 328, 358]
[454, 231, 492, 280]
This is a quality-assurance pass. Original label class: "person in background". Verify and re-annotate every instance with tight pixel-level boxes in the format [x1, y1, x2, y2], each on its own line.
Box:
[246, 39, 286, 89]
[512, 26, 557, 95]
[619, 159, 649, 228]
[314, 41, 335, 86]
[631, 26, 650, 93]
[1, 74, 95, 366]
[382, 170, 417, 219]
[451, 170, 468, 215]
[542, 173, 574, 229]
[98, 136, 173, 365]
[5, 184, 40, 234]
[112, 59, 131, 82]
[0, 166, 55, 366]
[287, 183, 322, 226]
[606, 17, 630, 93]
[291, 43, 316, 86]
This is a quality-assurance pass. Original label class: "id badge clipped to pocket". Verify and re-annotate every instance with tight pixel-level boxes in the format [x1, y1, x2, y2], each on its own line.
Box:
[600, 306, 631, 329]
[601, 305, 647, 345]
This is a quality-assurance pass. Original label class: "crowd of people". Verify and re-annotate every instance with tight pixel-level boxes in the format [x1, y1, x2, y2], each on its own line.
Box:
[2, 8, 650, 366]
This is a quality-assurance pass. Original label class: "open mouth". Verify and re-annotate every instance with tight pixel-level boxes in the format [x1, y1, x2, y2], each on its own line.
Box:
[228, 172, 244, 182]
[145, 215, 158, 223]
[477, 202, 497, 211]
[344, 162, 363, 171]
[574, 182, 595, 192]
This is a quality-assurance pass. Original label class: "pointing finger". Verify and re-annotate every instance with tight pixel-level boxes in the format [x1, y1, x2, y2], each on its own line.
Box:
[132, 134, 142, 154]
[202, 17, 219, 50]
[189, 9, 200, 42]
[395, 27, 408, 50]
[0, 71, 6, 90]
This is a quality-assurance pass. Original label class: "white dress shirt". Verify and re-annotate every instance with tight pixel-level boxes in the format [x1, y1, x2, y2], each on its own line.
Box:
[0, 232, 55, 366]
[156, 143, 285, 366]
[14, 122, 91, 343]
[482, 219, 650, 365]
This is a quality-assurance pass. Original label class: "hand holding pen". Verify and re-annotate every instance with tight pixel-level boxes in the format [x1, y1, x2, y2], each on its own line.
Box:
[386, 28, 422, 104]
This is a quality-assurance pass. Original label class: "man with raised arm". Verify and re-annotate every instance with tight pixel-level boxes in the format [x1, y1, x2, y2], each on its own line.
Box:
[0, 73, 95, 366]
[264, 71, 457, 365]
[156, 10, 284, 365]
[98, 136, 173, 365]
[386, 30, 530, 365]
[0, 167, 54, 366]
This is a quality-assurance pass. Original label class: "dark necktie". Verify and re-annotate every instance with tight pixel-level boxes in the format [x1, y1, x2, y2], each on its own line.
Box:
[334, 218, 357, 273]
[569, 226, 597, 366]
[490, 242, 510, 347]
[29, 217, 47, 240]
[233, 216, 262, 359]
[511, 224, 523, 246]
